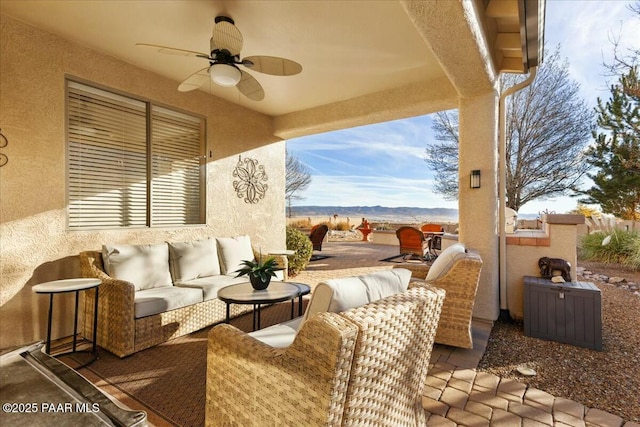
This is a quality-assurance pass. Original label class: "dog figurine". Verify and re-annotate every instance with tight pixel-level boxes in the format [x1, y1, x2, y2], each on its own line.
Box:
[538, 257, 572, 282]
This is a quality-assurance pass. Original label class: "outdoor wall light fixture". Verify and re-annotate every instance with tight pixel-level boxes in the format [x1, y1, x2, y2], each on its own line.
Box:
[470, 170, 481, 189]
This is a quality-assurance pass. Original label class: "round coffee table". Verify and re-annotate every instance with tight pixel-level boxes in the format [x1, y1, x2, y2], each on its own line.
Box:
[32, 278, 101, 366]
[218, 282, 310, 331]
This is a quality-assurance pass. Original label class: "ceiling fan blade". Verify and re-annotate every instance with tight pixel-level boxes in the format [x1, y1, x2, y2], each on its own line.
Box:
[243, 56, 302, 76]
[136, 43, 210, 59]
[237, 70, 265, 101]
[212, 18, 243, 56]
[178, 67, 210, 92]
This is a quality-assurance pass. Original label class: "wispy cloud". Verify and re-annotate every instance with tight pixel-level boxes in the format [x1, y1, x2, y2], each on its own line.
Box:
[546, 0, 640, 106]
[288, 114, 435, 182]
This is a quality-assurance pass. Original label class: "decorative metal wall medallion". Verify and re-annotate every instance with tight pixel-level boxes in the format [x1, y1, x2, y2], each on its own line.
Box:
[0, 128, 7, 167]
[233, 156, 268, 204]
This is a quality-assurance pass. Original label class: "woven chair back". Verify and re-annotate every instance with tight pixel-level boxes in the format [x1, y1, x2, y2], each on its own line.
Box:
[339, 286, 445, 426]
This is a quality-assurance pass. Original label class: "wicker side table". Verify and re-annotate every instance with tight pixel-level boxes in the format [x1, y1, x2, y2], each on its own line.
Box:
[32, 278, 101, 365]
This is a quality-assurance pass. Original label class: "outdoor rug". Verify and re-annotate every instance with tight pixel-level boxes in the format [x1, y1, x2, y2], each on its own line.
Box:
[380, 254, 432, 264]
[81, 300, 307, 427]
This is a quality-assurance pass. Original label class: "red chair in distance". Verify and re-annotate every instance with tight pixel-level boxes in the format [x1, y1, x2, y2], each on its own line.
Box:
[309, 224, 329, 252]
[395, 226, 429, 261]
[420, 223, 444, 260]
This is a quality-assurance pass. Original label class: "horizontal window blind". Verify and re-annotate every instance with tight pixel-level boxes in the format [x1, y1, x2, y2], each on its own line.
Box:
[67, 81, 205, 229]
[151, 106, 204, 226]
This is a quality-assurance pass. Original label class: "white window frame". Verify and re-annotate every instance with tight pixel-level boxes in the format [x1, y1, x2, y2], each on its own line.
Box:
[66, 79, 206, 229]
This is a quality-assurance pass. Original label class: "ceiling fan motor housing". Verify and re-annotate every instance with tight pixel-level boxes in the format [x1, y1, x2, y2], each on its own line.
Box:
[214, 16, 234, 25]
[209, 63, 241, 87]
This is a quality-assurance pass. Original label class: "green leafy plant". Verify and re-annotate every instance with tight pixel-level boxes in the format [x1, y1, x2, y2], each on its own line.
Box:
[579, 229, 640, 270]
[286, 226, 313, 276]
[234, 254, 279, 281]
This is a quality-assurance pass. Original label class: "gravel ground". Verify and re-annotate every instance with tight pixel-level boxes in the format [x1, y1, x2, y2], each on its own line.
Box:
[477, 262, 640, 423]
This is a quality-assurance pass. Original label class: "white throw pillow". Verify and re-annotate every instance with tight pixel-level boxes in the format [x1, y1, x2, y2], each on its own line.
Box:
[359, 268, 411, 301]
[168, 238, 221, 283]
[216, 235, 255, 275]
[426, 243, 466, 282]
[102, 243, 173, 291]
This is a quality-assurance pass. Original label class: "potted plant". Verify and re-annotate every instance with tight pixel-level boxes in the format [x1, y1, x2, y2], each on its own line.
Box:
[234, 254, 280, 290]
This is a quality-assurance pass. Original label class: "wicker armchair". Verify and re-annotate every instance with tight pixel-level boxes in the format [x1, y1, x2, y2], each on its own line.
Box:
[206, 285, 445, 426]
[309, 224, 329, 251]
[394, 245, 482, 348]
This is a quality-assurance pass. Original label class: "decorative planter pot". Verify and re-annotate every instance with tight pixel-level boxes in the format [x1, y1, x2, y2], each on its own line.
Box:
[250, 274, 271, 290]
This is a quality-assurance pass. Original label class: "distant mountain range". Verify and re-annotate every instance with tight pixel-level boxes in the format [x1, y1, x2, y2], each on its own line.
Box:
[289, 205, 539, 222]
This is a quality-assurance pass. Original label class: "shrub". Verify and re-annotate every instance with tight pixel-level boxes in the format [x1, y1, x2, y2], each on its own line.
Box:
[286, 226, 313, 276]
[579, 229, 640, 270]
[629, 238, 640, 271]
[334, 221, 351, 231]
[288, 218, 311, 229]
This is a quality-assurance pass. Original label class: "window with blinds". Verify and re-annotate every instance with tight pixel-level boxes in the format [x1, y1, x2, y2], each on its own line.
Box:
[67, 81, 205, 229]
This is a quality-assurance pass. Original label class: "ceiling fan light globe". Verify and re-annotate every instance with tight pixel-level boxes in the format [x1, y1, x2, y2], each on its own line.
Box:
[209, 63, 241, 87]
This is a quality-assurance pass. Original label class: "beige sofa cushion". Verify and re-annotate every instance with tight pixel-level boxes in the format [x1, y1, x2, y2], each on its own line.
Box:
[168, 238, 221, 282]
[176, 275, 247, 301]
[102, 243, 173, 291]
[426, 243, 466, 282]
[216, 235, 255, 275]
[134, 286, 203, 318]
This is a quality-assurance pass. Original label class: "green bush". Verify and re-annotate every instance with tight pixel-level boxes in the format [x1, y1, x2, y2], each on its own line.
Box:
[579, 229, 640, 270]
[286, 226, 313, 276]
[629, 239, 640, 271]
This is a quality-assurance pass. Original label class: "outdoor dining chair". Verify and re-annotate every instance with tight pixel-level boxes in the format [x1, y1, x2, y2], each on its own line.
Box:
[395, 226, 429, 261]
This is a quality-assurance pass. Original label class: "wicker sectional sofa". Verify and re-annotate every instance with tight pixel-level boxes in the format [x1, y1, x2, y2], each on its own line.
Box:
[79, 236, 287, 357]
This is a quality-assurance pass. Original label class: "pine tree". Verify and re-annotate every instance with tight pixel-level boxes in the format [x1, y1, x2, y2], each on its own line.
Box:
[580, 67, 640, 220]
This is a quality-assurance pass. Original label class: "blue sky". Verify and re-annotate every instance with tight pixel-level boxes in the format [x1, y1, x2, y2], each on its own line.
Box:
[286, 0, 640, 215]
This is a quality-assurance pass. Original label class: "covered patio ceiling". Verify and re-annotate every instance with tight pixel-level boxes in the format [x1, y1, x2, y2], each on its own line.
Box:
[0, 0, 543, 138]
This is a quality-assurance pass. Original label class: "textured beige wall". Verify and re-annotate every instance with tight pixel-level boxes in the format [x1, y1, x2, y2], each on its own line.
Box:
[0, 16, 286, 349]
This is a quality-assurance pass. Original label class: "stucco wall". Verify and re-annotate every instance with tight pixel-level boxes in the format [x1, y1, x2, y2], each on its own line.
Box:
[0, 16, 286, 349]
[458, 92, 500, 321]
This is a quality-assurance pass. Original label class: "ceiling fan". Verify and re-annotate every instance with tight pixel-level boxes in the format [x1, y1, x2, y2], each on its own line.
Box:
[137, 16, 302, 101]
